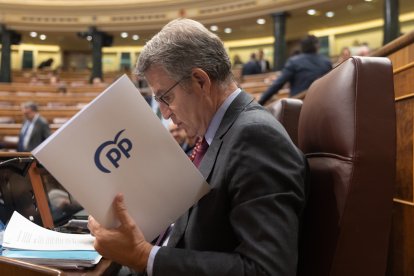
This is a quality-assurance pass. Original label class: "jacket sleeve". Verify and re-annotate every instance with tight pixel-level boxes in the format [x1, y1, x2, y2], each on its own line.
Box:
[258, 59, 295, 105]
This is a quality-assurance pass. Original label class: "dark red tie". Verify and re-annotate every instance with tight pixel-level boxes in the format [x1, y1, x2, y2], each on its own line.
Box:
[192, 137, 209, 167]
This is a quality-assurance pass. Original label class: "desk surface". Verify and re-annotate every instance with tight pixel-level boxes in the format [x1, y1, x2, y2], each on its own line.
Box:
[0, 256, 120, 275]
[63, 259, 120, 275]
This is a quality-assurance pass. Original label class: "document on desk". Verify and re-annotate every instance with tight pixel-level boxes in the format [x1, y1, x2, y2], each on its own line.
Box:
[3, 211, 95, 251]
[2, 212, 101, 268]
[32, 74, 210, 241]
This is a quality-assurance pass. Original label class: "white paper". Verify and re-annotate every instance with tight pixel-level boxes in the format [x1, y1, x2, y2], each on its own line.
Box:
[32, 75, 210, 241]
[3, 211, 95, 251]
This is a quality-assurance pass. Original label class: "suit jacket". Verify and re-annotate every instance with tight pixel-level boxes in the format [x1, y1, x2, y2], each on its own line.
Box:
[259, 53, 332, 105]
[153, 92, 308, 275]
[242, 60, 261, 76]
[18, 115, 50, 152]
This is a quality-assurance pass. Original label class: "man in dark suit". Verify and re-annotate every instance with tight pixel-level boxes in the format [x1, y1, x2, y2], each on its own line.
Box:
[258, 35, 332, 105]
[88, 18, 308, 276]
[17, 102, 50, 152]
[241, 53, 261, 76]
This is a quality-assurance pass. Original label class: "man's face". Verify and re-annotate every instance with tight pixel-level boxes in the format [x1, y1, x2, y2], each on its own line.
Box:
[22, 107, 35, 120]
[145, 65, 207, 139]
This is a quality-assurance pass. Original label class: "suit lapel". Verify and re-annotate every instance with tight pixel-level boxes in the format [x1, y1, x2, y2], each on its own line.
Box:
[167, 91, 254, 248]
[198, 91, 254, 180]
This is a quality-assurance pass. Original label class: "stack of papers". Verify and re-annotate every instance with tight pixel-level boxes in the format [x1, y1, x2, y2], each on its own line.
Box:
[1, 211, 101, 269]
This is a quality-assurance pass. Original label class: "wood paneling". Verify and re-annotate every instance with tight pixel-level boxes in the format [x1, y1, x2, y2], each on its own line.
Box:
[387, 202, 414, 276]
[0, 107, 80, 123]
[394, 63, 414, 97]
[0, 94, 97, 106]
[387, 43, 414, 70]
[395, 98, 414, 202]
[373, 30, 414, 276]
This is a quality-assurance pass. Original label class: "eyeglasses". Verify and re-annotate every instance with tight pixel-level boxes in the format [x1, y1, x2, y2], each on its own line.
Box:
[153, 77, 186, 106]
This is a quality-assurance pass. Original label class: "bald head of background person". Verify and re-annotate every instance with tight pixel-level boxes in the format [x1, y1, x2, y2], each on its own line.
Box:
[88, 18, 307, 276]
[17, 102, 51, 152]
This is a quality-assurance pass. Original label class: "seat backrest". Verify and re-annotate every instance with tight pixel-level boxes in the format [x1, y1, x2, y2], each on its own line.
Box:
[267, 98, 302, 145]
[297, 56, 396, 276]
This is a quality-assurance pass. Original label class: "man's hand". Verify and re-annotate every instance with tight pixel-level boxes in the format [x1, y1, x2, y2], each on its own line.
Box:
[88, 193, 153, 272]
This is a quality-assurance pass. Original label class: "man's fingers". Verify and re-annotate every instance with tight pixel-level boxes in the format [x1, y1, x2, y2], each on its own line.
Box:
[113, 193, 135, 226]
[88, 215, 100, 236]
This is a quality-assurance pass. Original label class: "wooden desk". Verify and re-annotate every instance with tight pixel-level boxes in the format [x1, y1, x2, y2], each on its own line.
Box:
[0, 256, 120, 275]
[0, 152, 121, 275]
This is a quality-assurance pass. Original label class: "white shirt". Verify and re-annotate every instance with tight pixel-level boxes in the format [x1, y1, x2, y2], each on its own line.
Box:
[22, 114, 39, 150]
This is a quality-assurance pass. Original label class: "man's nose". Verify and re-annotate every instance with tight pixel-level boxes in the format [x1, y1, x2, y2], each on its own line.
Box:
[159, 103, 172, 119]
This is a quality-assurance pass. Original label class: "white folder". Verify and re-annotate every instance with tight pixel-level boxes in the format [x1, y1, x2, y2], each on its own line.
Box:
[32, 75, 210, 241]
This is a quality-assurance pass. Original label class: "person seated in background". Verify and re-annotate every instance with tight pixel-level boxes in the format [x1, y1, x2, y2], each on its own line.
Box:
[258, 49, 271, 73]
[29, 72, 43, 85]
[48, 69, 60, 85]
[357, 42, 370, 56]
[168, 121, 194, 156]
[232, 54, 244, 68]
[335, 46, 351, 67]
[258, 35, 332, 105]
[88, 18, 308, 276]
[17, 102, 51, 152]
[91, 76, 106, 86]
[241, 52, 261, 76]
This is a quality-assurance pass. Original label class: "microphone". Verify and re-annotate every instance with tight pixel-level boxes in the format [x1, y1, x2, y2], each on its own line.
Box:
[0, 156, 35, 176]
[0, 156, 35, 167]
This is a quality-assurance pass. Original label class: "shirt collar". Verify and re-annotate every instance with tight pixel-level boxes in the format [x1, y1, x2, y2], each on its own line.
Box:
[204, 88, 241, 145]
[27, 113, 39, 124]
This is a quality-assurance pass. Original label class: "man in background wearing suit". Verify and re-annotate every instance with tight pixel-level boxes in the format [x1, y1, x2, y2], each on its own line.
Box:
[241, 52, 261, 76]
[17, 102, 50, 152]
[88, 18, 308, 276]
[258, 35, 332, 105]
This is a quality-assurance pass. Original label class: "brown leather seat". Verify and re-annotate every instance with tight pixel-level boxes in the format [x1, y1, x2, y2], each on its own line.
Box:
[297, 56, 396, 276]
[267, 98, 302, 145]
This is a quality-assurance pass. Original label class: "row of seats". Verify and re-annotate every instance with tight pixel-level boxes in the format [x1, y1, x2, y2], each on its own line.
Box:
[270, 56, 395, 275]
[0, 57, 396, 274]
[0, 82, 108, 94]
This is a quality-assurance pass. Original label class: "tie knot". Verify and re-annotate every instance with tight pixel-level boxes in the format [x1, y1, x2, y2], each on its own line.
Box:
[199, 137, 208, 152]
[191, 137, 209, 167]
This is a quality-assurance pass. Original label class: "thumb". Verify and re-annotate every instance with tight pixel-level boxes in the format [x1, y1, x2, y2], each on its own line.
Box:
[113, 193, 134, 226]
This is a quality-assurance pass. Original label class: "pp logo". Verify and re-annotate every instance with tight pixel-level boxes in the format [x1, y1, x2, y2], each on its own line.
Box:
[94, 129, 133, 173]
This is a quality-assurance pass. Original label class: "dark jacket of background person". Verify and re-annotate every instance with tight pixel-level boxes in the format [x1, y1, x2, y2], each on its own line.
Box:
[242, 53, 261, 76]
[17, 103, 51, 152]
[37, 58, 54, 70]
[18, 116, 50, 152]
[258, 35, 332, 105]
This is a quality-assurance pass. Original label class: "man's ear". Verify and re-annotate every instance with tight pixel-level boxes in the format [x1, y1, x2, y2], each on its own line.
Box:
[191, 68, 211, 93]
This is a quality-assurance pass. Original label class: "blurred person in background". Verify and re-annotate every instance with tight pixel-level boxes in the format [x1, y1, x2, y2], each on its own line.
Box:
[258, 35, 332, 105]
[242, 52, 261, 76]
[17, 102, 50, 152]
[258, 49, 271, 73]
[169, 121, 194, 156]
